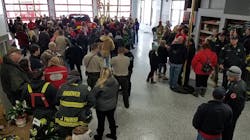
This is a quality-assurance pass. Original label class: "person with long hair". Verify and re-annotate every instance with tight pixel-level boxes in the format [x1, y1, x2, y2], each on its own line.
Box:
[91, 68, 119, 140]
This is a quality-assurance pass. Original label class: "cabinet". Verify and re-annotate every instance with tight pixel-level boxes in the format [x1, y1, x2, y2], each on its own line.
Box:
[198, 17, 220, 46]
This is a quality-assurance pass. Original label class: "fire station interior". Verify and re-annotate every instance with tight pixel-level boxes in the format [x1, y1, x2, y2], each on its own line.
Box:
[0, 0, 250, 140]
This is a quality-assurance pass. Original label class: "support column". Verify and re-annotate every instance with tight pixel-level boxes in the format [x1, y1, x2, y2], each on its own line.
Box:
[48, 0, 56, 19]
[131, 0, 138, 19]
[93, 0, 98, 17]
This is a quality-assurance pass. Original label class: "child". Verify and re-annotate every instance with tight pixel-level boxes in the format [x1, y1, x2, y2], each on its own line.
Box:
[146, 42, 159, 84]
[157, 40, 168, 80]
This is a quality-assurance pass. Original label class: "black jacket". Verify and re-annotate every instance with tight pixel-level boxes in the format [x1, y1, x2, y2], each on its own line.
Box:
[219, 43, 246, 69]
[157, 45, 168, 63]
[149, 50, 159, 69]
[224, 80, 247, 113]
[169, 44, 187, 64]
[38, 31, 50, 52]
[243, 35, 250, 55]
[193, 100, 233, 135]
[30, 55, 43, 70]
[125, 51, 134, 72]
[65, 45, 85, 65]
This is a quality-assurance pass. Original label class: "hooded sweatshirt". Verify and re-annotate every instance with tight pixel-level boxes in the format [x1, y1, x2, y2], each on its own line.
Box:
[100, 35, 115, 57]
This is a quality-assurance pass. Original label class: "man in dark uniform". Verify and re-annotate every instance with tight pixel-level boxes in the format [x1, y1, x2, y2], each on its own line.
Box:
[193, 87, 233, 140]
[222, 66, 247, 140]
[219, 35, 246, 89]
[124, 44, 134, 96]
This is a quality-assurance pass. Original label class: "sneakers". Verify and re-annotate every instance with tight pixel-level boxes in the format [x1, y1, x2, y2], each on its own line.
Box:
[106, 134, 117, 140]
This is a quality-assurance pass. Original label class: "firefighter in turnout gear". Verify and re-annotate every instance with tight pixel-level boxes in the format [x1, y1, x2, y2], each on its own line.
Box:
[55, 70, 95, 138]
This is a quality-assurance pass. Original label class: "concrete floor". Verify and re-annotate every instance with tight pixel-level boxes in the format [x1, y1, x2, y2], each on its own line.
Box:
[87, 25, 250, 140]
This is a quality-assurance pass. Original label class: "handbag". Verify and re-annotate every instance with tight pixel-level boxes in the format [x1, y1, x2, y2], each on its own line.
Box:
[202, 57, 213, 73]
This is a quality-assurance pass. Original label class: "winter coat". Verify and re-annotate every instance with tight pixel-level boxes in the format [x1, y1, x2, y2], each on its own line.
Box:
[99, 35, 115, 57]
[0, 56, 30, 105]
[30, 55, 43, 71]
[65, 45, 85, 65]
[149, 50, 159, 69]
[169, 44, 187, 64]
[38, 31, 50, 52]
[16, 31, 29, 47]
[157, 45, 168, 63]
[192, 48, 217, 75]
[91, 76, 119, 111]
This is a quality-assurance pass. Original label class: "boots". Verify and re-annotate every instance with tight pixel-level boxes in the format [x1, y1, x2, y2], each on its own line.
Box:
[193, 87, 201, 97]
[200, 87, 207, 97]
[146, 77, 156, 84]
[106, 134, 117, 140]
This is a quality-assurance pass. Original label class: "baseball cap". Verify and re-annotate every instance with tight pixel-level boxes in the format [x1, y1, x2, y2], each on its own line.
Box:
[213, 87, 226, 99]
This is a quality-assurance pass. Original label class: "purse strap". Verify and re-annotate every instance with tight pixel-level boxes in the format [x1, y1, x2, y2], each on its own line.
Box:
[86, 53, 97, 69]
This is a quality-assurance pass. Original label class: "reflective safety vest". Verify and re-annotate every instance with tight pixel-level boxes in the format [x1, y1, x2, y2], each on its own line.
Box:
[55, 116, 87, 127]
[27, 82, 50, 108]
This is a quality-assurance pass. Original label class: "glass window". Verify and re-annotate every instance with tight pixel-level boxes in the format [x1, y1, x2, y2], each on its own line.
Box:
[34, 0, 47, 4]
[68, 0, 80, 4]
[120, 6, 130, 11]
[54, 0, 67, 4]
[109, 6, 118, 12]
[80, 0, 92, 4]
[81, 6, 93, 11]
[27, 5, 35, 11]
[20, 5, 28, 11]
[56, 12, 69, 17]
[5, 5, 20, 11]
[68, 5, 81, 11]
[55, 5, 68, 11]
[35, 5, 48, 11]
[4, 0, 19, 4]
[170, 1, 185, 28]
[7, 12, 20, 18]
[120, 0, 130, 5]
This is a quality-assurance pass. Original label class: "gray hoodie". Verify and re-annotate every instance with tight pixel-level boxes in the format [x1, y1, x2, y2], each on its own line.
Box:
[91, 76, 119, 111]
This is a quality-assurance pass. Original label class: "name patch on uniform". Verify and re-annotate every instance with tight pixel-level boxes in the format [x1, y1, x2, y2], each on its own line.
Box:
[63, 91, 81, 97]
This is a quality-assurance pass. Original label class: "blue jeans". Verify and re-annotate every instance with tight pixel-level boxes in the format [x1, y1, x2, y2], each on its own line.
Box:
[104, 57, 110, 67]
[169, 63, 182, 88]
[197, 133, 222, 140]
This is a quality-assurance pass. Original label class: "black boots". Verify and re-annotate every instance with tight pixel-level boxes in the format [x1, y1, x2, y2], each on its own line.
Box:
[193, 87, 207, 97]
[146, 77, 156, 84]
[106, 133, 117, 140]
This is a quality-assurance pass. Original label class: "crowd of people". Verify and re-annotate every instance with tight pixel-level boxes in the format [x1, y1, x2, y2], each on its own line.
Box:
[0, 13, 249, 140]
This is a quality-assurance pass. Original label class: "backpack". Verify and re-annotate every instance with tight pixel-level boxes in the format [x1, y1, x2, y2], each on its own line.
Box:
[27, 82, 50, 108]
[201, 57, 213, 73]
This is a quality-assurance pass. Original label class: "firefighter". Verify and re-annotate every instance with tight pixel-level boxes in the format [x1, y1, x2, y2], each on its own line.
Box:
[55, 70, 95, 138]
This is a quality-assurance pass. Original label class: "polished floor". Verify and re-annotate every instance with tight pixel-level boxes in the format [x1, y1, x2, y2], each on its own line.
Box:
[86, 25, 250, 140]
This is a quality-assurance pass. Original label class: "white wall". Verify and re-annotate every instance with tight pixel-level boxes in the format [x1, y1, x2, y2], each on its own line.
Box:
[0, 0, 8, 36]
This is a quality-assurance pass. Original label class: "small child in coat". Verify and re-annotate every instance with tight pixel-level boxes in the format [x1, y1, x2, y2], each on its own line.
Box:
[147, 42, 159, 84]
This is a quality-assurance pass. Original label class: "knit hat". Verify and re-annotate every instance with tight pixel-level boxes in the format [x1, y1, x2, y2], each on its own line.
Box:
[213, 87, 226, 100]
[67, 70, 81, 84]
[227, 66, 242, 77]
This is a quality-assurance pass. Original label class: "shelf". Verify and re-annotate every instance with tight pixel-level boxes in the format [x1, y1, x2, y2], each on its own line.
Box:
[202, 21, 220, 25]
[200, 30, 213, 35]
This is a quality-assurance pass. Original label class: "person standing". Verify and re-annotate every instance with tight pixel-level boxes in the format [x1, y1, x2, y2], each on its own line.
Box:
[157, 40, 168, 80]
[91, 68, 119, 140]
[83, 43, 104, 89]
[133, 18, 139, 44]
[192, 42, 217, 97]
[111, 47, 130, 108]
[219, 35, 246, 89]
[99, 30, 115, 67]
[146, 42, 159, 84]
[193, 87, 233, 140]
[0, 48, 30, 105]
[222, 66, 247, 140]
[124, 44, 134, 96]
[29, 44, 43, 71]
[168, 37, 187, 91]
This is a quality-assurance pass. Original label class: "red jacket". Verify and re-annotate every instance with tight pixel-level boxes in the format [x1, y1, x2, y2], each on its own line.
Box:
[192, 48, 217, 75]
[44, 66, 68, 89]
[16, 31, 29, 47]
[28, 22, 36, 30]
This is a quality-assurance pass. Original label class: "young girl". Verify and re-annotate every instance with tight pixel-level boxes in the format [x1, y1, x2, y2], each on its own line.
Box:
[146, 42, 159, 84]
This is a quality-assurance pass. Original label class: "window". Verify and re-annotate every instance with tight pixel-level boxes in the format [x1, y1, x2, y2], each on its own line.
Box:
[4, 0, 49, 22]
[99, 0, 131, 19]
[170, 0, 185, 29]
[55, 0, 93, 18]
